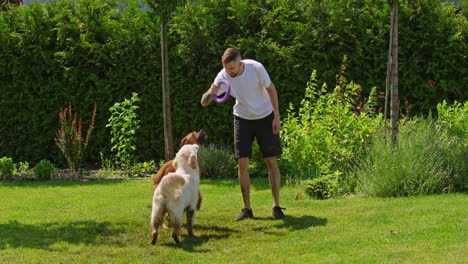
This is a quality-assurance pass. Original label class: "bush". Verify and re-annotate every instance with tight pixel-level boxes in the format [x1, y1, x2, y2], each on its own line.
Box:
[354, 117, 458, 197]
[130, 161, 157, 177]
[198, 144, 237, 178]
[301, 171, 342, 200]
[0, 157, 17, 180]
[17, 161, 30, 174]
[281, 69, 381, 181]
[436, 100, 467, 142]
[33, 160, 56, 181]
[435, 100, 467, 190]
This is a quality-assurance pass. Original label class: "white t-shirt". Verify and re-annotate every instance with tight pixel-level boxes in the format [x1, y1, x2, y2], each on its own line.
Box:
[214, 59, 273, 120]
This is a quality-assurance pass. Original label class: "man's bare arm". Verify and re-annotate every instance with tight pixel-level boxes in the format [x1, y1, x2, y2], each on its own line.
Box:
[201, 89, 213, 106]
[266, 82, 280, 118]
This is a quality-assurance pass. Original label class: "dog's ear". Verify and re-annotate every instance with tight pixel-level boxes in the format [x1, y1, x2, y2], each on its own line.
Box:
[179, 137, 187, 148]
[172, 159, 178, 169]
[188, 154, 198, 169]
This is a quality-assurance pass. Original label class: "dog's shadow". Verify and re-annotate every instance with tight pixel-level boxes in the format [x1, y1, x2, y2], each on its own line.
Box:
[0, 220, 125, 251]
[161, 224, 239, 252]
[252, 215, 327, 234]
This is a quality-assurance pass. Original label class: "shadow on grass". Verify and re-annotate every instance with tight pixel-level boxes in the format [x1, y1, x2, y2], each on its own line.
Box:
[0, 180, 126, 189]
[0, 220, 126, 250]
[252, 215, 327, 234]
[160, 224, 239, 253]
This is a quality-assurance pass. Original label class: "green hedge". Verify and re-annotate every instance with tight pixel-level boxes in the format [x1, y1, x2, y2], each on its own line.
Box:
[0, 0, 466, 166]
[0, 0, 161, 166]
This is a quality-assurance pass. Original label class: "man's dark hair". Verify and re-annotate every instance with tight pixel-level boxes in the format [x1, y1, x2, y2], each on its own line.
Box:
[222, 48, 241, 64]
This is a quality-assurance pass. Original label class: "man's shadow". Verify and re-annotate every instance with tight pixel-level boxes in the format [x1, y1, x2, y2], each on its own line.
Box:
[252, 215, 327, 234]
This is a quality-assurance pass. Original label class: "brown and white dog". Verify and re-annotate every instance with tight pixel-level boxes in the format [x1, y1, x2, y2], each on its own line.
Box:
[152, 130, 207, 209]
[151, 144, 200, 245]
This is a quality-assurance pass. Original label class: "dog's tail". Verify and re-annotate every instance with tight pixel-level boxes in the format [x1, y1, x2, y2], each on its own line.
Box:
[157, 173, 186, 200]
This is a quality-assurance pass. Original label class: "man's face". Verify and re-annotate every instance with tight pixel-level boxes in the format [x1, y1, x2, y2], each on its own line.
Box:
[223, 60, 242, 78]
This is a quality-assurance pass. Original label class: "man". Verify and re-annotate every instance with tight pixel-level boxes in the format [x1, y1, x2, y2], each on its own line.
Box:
[201, 48, 285, 220]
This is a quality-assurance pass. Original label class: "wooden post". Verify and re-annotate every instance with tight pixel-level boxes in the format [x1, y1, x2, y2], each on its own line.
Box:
[390, 0, 399, 144]
[160, 16, 174, 160]
[384, 2, 394, 144]
[384, 0, 399, 145]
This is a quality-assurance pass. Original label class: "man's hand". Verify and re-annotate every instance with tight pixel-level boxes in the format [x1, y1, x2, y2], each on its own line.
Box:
[210, 83, 219, 95]
[272, 116, 281, 134]
[201, 83, 219, 107]
[266, 83, 281, 134]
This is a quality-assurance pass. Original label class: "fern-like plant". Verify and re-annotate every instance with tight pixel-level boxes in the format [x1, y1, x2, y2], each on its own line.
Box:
[55, 102, 97, 171]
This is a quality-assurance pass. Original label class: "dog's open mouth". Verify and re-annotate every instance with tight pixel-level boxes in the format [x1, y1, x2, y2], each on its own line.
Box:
[198, 129, 208, 145]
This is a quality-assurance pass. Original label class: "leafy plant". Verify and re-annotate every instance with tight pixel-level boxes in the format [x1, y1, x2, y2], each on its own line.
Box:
[0, 157, 17, 180]
[198, 144, 237, 178]
[33, 160, 56, 181]
[17, 161, 30, 174]
[130, 161, 156, 177]
[435, 100, 467, 190]
[16, 161, 33, 179]
[107, 92, 141, 170]
[436, 100, 467, 141]
[281, 69, 382, 181]
[55, 102, 97, 171]
[302, 171, 342, 200]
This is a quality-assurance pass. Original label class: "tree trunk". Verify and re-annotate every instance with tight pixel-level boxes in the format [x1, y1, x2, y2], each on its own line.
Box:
[384, 0, 395, 144]
[390, 0, 399, 144]
[160, 17, 174, 160]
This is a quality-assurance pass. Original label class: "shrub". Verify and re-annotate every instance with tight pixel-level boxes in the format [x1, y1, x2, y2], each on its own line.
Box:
[281, 69, 381, 181]
[107, 93, 141, 170]
[130, 161, 157, 177]
[436, 100, 467, 142]
[55, 102, 97, 171]
[436, 100, 467, 190]
[16, 161, 33, 179]
[198, 144, 237, 178]
[355, 117, 457, 197]
[17, 161, 30, 174]
[0, 157, 17, 180]
[33, 160, 56, 181]
[301, 171, 342, 200]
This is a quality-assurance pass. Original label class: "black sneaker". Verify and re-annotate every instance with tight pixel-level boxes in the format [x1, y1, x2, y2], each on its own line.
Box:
[272, 206, 286, 219]
[235, 208, 253, 221]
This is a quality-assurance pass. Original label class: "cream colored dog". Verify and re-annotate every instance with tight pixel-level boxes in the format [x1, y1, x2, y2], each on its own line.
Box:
[150, 144, 200, 245]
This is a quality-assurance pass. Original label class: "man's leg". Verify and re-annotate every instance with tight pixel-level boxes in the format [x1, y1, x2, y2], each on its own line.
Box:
[256, 112, 285, 219]
[265, 157, 280, 207]
[238, 157, 251, 209]
[234, 115, 254, 221]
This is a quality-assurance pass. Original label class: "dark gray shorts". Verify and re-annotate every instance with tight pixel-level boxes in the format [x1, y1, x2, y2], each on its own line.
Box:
[233, 112, 283, 160]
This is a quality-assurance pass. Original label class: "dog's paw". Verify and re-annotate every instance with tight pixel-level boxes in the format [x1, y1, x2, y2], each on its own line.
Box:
[151, 233, 158, 245]
[172, 233, 180, 243]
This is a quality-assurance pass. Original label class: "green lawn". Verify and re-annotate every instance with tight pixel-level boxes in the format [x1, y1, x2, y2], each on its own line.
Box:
[0, 178, 466, 264]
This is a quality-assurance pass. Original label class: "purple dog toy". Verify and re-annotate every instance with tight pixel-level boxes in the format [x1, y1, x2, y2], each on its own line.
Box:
[213, 79, 231, 103]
